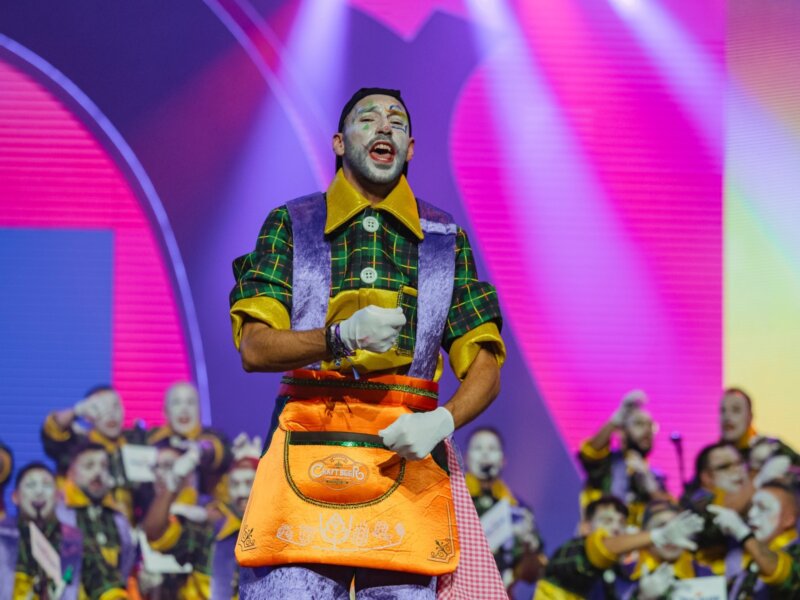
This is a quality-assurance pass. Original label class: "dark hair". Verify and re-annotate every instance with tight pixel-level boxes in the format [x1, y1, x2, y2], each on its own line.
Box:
[585, 495, 629, 521]
[694, 441, 738, 480]
[722, 387, 752, 412]
[15, 461, 55, 489]
[68, 440, 108, 465]
[83, 384, 114, 399]
[467, 426, 505, 449]
[642, 500, 680, 528]
[335, 87, 412, 174]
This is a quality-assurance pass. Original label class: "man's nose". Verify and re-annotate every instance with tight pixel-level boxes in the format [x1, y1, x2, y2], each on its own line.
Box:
[377, 119, 392, 134]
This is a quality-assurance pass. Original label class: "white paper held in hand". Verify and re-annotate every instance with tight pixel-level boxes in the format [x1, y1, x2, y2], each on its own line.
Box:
[121, 445, 158, 482]
[30, 520, 63, 583]
[479, 498, 514, 552]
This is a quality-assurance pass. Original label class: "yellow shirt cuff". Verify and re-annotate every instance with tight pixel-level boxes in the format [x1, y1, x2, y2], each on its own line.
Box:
[148, 516, 184, 552]
[230, 297, 291, 349]
[580, 440, 611, 461]
[762, 550, 793, 586]
[448, 321, 505, 381]
[43, 413, 72, 442]
[585, 529, 618, 569]
[98, 589, 129, 600]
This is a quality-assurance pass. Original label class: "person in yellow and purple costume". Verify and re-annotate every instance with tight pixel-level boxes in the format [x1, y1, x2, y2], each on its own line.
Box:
[0, 441, 12, 521]
[0, 463, 83, 600]
[229, 87, 507, 599]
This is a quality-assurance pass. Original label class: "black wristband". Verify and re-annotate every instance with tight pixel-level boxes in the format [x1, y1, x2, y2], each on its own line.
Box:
[739, 531, 755, 545]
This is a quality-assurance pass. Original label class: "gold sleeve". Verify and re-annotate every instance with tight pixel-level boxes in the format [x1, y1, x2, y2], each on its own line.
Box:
[448, 321, 506, 381]
[230, 297, 291, 349]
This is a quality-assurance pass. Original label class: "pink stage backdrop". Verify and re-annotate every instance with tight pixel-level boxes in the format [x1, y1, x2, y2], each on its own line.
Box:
[0, 59, 192, 427]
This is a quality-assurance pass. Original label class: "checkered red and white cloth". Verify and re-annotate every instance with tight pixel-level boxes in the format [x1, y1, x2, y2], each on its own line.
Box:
[437, 438, 508, 599]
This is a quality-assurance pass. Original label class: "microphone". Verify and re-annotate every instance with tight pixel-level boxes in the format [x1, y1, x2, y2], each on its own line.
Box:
[670, 431, 687, 486]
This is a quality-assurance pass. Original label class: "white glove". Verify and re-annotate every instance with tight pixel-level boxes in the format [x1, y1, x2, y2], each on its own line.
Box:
[707, 505, 752, 542]
[650, 510, 703, 551]
[74, 397, 100, 422]
[338, 306, 406, 353]
[379, 407, 454, 460]
[172, 445, 201, 479]
[611, 389, 648, 426]
[170, 503, 208, 523]
[753, 455, 791, 488]
[638, 563, 676, 600]
[232, 433, 263, 462]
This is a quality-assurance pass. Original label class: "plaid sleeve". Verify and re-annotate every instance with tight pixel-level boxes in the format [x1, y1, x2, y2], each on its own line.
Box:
[543, 536, 604, 596]
[578, 444, 613, 492]
[442, 228, 502, 351]
[229, 206, 293, 313]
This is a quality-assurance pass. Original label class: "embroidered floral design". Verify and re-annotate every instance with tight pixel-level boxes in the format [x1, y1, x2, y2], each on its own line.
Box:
[274, 512, 405, 552]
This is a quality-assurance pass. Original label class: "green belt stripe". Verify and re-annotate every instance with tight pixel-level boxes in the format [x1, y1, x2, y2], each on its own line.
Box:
[287, 431, 387, 449]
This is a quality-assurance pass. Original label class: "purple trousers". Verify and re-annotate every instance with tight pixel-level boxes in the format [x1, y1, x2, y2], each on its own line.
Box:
[239, 564, 436, 599]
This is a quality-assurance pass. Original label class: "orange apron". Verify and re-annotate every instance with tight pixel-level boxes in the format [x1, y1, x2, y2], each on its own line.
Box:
[235, 369, 459, 576]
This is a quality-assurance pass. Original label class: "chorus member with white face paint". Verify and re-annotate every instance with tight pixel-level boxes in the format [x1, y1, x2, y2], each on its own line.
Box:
[41, 385, 141, 521]
[578, 390, 670, 526]
[230, 88, 506, 599]
[710, 482, 800, 598]
[536, 496, 704, 599]
[465, 428, 544, 593]
[58, 442, 135, 600]
[679, 440, 755, 569]
[140, 444, 214, 599]
[0, 463, 84, 600]
[203, 434, 260, 600]
[719, 388, 800, 478]
[624, 502, 715, 600]
[147, 382, 232, 499]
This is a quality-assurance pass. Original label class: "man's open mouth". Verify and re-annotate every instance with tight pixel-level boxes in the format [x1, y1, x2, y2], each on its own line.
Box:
[369, 141, 396, 164]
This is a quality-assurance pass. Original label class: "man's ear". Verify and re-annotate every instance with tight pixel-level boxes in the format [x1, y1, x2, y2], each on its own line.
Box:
[332, 133, 345, 158]
[405, 137, 415, 163]
[700, 470, 713, 490]
[11, 490, 19, 506]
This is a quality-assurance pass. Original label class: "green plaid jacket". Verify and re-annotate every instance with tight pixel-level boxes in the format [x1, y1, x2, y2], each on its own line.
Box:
[230, 203, 502, 355]
[544, 536, 624, 599]
[75, 507, 127, 599]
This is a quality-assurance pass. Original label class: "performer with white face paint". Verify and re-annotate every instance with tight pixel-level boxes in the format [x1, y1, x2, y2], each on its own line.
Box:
[58, 442, 135, 600]
[578, 390, 670, 526]
[147, 382, 232, 500]
[41, 386, 144, 522]
[710, 482, 800, 599]
[0, 463, 83, 600]
[230, 88, 507, 598]
[536, 496, 704, 599]
[679, 441, 754, 569]
[719, 388, 799, 478]
[464, 427, 544, 595]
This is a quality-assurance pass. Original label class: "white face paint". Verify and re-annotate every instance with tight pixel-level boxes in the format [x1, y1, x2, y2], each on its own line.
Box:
[339, 95, 413, 186]
[70, 450, 112, 501]
[91, 390, 124, 439]
[227, 466, 256, 517]
[720, 391, 751, 443]
[466, 430, 504, 481]
[748, 489, 783, 542]
[589, 505, 626, 537]
[646, 510, 683, 562]
[707, 446, 747, 493]
[15, 469, 57, 521]
[623, 408, 655, 454]
[165, 382, 200, 437]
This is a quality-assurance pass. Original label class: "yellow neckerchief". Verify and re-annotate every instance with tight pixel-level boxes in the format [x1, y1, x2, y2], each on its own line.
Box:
[324, 169, 423, 240]
[632, 549, 696, 581]
[211, 501, 243, 541]
[88, 429, 124, 454]
[740, 528, 799, 569]
[147, 422, 202, 444]
[62, 478, 119, 512]
[736, 426, 758, 450]
[464, 472, 518, 505]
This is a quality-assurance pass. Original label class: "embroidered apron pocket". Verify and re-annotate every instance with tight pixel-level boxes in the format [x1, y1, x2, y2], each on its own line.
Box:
[284, 431, 405, 506]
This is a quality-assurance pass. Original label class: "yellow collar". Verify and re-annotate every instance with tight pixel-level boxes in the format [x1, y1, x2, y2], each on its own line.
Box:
[63, 478, 119, 511]
[769, 529, 798, 552]
[736, 426, 758, 450]
[634, 549, 696, 580]
[324, 170, 423, 240]
[465, 473, 518, 505]
[212, 502, 243, 541]
[88, 430, 124, 454]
